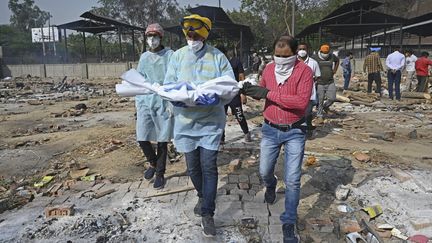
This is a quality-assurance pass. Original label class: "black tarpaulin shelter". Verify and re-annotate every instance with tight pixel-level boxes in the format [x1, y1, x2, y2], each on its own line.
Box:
[404, 13, 432, 37]
[164, 5, 254, 59]
[296, 0, 407, 57]
[57, 12, 145, 62]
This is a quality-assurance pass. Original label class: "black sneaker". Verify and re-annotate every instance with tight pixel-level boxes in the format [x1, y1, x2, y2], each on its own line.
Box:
[153, 175, 165, 189]
[144, 166, 156, 180]
[264, 187, 276, 204]
[194, 198, 203, 217]
[201, 215, 216, 237]
[283, 223, 300, 243]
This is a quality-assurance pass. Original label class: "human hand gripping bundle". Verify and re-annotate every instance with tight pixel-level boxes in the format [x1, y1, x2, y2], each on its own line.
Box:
[116, 69, 240, 107]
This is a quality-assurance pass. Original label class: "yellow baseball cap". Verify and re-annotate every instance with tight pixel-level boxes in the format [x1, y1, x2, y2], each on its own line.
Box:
[181, 14, 212, 39]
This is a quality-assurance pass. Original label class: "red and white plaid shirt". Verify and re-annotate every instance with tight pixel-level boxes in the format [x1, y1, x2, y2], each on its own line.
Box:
[260, 60, 313, 125]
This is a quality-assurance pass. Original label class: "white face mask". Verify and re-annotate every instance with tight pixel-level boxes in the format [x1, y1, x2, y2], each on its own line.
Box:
[273, 55, 297, 85]
[147, 36, 160, 50]
[319, 52, 330, 59]
[298, 50, 307, 58]
[187, 40, 204, 53]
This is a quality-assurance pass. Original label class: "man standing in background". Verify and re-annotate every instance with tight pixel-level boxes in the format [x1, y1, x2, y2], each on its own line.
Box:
[386, 47, 405, 100]
[297, 42, 321, 138]
[341, 52, 353, 90]
[218, 46, 252, 143]
[405, 50, 417, 91]
[314, 44, 339, 123]
[415, 51, 432, 93]
[363, 48, 384, 96]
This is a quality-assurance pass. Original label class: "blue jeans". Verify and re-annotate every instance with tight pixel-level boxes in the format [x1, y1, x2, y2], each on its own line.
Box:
[343, 70, 351, 90]
[259, 123, 306, 224]
[185, 146, 218, 216]
[387, 70, 401, 100]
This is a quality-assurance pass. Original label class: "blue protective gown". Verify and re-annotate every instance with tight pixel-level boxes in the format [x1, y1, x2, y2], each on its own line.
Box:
[163, 44, 235, 153]
[135, 47, 174, 142]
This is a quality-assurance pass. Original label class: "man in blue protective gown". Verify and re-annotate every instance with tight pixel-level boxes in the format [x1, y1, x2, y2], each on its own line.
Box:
[163, 14, 235, 237]
[136, 23, 174, 189]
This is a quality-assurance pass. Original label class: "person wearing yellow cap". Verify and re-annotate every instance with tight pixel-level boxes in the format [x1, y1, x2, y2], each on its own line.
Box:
[136, 23, 174, 189]
[163, 14, 235, 237]
[312, 44, 339, 123]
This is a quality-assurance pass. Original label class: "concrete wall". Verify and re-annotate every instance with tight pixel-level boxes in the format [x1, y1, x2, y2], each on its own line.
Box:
[45, 64, 84, 78]
[87, 63, 129, 78]
[2, 63, 137, 79]
[2, 64, 44, 77]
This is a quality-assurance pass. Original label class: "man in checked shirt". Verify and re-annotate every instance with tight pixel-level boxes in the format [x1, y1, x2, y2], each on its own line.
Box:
[363, 48, 384, 96]
[242, 35, 313, 243]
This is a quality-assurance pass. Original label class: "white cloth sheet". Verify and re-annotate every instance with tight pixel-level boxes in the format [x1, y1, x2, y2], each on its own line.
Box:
[116, 69, 240, 106]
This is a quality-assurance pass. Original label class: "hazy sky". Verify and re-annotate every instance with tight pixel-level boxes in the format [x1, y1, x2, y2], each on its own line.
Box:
[0, 0, 241, 25]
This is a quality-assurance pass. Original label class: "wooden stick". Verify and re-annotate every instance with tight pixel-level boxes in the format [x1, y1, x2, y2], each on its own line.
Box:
[143, 187, 194, 199]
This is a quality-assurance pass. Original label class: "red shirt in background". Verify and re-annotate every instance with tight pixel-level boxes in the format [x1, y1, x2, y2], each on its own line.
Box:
[415, 57, 432, 76]
[260, 60, 313, 125]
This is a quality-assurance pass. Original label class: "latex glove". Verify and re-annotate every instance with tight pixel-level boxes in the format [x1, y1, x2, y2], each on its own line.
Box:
[170, 101, 187, 108]
[195, 94, 220, 106]
[242, 82, 269, 100]
[164, 82, 194, 92]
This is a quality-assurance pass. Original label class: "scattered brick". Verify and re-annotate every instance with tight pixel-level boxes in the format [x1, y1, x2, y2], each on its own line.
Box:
[410, 218, 432, 230]
[390, 168, 412, 182]
[238, 174, 249, 183]
[306, 218, 334, 233]
[239, 182, 250, 190]
[45, 204, 75, 218]
[353, 151, 371, 162]
[339, 218, 361, 233]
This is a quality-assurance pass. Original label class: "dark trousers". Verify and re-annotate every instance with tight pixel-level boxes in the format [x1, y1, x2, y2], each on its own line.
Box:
[138, 141, 167, 175]
[305, 101, 315, 129]
[416, 76, 429, 92]
[343, 70, 351, 90]
[387, 70, 401, 100]
[222, 94, 249, 141]
[367, 72, 382, 95]
[185, 147, 218, 216]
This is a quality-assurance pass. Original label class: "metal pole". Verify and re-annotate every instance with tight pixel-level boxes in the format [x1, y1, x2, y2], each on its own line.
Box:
[41, 27, 46, 59]
[383, 28, 387, 56]
[399, 25, 403, 50]
[351, 36, 354, 50]
[52, 25, 57, 56]
[118, 28, 123, 61]
[99, 35, 103, 62]
[318, 25, 322, 44]
[218, 0, 221, 7]
[82, 32, 87, 63]
[361, 35, 364, 58]
[292, 0, 295, 36]
[240, 30, 243, 61]
[64, 28, 68, 63]
[418, 36, 422, 53]
[132, 30, 135, 62]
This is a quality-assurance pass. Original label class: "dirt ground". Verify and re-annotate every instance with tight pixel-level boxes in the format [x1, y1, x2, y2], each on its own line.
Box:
[1, 75, 432, 242]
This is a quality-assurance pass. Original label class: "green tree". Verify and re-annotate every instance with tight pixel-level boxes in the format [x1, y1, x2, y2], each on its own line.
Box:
[8, 0, 50, 32]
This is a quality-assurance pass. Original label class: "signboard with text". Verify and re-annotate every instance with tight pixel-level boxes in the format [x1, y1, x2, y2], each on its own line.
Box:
[31, 27, 59, 43]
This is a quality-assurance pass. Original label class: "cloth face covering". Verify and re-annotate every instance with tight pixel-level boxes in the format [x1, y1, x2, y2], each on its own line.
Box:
[274, 55, 297, 85]
[187, 40, 204, 52]
[147, 36, 160, 50]
[298, 50, 307, 58]
[318, 51, 330, 60]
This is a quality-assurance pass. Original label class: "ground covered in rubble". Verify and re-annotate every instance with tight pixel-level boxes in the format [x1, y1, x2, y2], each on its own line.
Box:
[0, 75, 432, 242]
